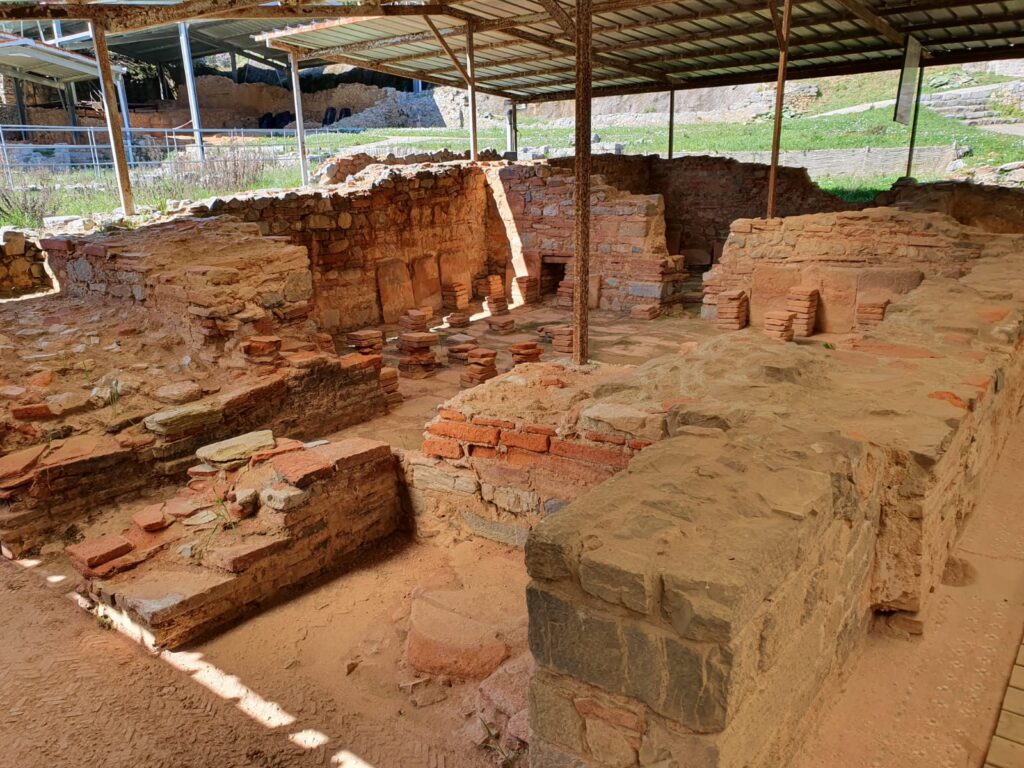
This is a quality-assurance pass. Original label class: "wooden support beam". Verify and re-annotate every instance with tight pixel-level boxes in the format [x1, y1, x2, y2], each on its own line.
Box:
[828, 0, 907, 47]
[667, 88, 675, 159]
[906, 62, 924, 177]
[12, 76, 26, 140]
[467, 23, 478, 161]
[424, 15, 470, 84]
[91, 23, 134, 217]
[573, 0, 592, 367]
[289, 52, 309, 186]
[535, 0, 576, 37]
[766, 0, 794, 219]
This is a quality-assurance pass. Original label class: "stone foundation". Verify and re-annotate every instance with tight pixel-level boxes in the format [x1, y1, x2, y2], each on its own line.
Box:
[0, 231, 52, 299]
[77, 435, 402, 647]
[407, 362, 660, 541]
[525, 219, 1024, 768]
[551, 154, 852, 255]
[876, 178, 1024, 234]
[702, 207, 1014, 333]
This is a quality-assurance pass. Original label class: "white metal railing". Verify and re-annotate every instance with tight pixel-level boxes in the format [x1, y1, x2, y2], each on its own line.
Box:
[0, 123, 368, 187]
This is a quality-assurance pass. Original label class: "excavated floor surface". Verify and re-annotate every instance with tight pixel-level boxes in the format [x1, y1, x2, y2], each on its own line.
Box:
[7, 294, 1024, 767]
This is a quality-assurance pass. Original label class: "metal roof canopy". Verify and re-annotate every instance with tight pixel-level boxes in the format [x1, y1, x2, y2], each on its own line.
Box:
[0, 33, 125, 88]
[18, 19, 301, 69]
[246, 0, 1024, 103]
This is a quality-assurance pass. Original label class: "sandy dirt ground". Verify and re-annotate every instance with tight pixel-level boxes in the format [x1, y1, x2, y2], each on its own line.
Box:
[793, 412, 1024, 768]
[1, 533, 528, 768]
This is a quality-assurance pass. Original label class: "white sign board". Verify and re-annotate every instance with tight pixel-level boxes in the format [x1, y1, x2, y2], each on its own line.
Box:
[893, 36, 922, 125]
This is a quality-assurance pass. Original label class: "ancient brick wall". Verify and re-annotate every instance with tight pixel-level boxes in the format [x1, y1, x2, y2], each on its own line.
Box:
[41, 217, 313, 349]
[313, 148, 502, 185]
[181, 165, 507, 331]
[876, 178, 1024, 234]
[551, 154, 852, 255]
[703, 207, 1008, 333]
[77, 435, 402, 647]
[0, 352, 387, 558]
[484, 163, 683, 311]
[0, 232, 52, 299]
[406, 363, 659, 543]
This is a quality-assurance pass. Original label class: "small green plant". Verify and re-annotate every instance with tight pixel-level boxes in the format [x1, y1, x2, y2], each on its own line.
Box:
[823, 342, 836, 350]
[107, 379, 121, 418]
[97, 614, 113, 630]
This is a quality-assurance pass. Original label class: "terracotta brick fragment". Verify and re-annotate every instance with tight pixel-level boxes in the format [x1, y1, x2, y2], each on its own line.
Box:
[585, 431, 626, 446]
[524, 424, 557, 436]
[423, 438, 463, 459]
[66, 535, 133, 568]
[928, 390, 971, 410]
[500, 430, 549, 453]
[437, 408, 466, 422]
[550, 439, 630, 469]
[132, 505, 169, 532]
[428, 421, 500, 446]
[474, 416, 517, 429]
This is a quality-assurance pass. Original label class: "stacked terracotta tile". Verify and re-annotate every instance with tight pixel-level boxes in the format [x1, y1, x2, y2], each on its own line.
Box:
[487, 275, 505, 297]
[857, 298, 889, 326]
[513, 275, 540, 305]
[447, 342, 478, 364]
[442, 282, 470, 310]
[473, 277, 492, 300]
[445, 311, 470, 328]
[399, 309, 429, 332]
[418, 305, 435, 322]
[346, 328, 384, 355]
[715, 290, 749, 330]
[380, 366, 402, 406]
[461, 347, 498, 387]
[630, 303, 660, 320]
[485, 291, 509, 316]
[397, 332, 439, 378]
[487, 316, 516, 334]
[556, 278, 575, 309]
[786, 287, 819, 337]
[547, 325, 574, 355]
[763, 311, 795, 342]
[240, 335, 282, 365]
[511, 341, 542, 365]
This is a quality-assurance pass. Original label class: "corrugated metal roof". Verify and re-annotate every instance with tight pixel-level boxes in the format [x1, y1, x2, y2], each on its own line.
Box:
[0, 33, 125, 84]
[250, 0, 1024, 102]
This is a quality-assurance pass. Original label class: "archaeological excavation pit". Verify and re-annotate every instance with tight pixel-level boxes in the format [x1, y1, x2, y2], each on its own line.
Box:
[4, 147, 1024, 768]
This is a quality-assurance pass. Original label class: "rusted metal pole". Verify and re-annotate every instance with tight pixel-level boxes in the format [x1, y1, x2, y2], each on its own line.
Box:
[573, 0, 592, 366]
[91, 22, 135, 216]
[906, 63, 924, 178]
[766, 0, 793, 219]
[667, 88, 675, 159]
[289, 51, 309, 186]
[466, 22, 478, 161]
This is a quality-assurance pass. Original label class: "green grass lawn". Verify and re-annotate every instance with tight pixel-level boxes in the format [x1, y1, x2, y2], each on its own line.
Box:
[2, 90, 1022, 227]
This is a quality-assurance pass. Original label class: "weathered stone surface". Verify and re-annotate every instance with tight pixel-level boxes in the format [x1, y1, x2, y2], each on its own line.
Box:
[406, 589, 511, 679]
[196, 430, 275, 468]
[144, 401, 223, 436]
[153, 381, 204, 405]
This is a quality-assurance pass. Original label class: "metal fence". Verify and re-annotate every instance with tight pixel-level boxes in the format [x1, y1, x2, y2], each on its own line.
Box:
[0, 123, 367, 188]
